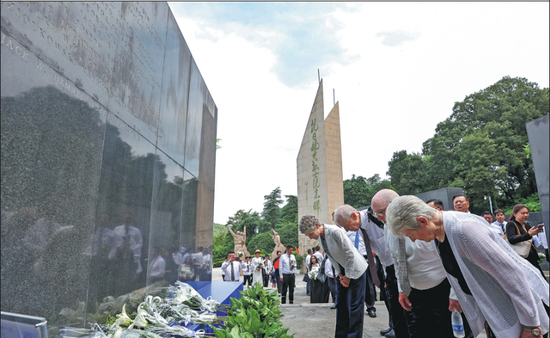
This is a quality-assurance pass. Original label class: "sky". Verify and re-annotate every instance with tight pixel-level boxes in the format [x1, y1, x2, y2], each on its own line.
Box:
[168, 2, 550, 225]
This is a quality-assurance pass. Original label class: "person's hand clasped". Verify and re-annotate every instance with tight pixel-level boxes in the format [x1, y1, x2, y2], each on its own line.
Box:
[448, 299, 462, 313]
[399, 292, 412, 311]
[339, 274, 350, 287]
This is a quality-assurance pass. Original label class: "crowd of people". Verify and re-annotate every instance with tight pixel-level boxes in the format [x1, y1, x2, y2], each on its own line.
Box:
[297, 191, 549, 338]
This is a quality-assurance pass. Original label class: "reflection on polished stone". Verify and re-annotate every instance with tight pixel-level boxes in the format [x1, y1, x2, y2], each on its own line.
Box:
[1, 2, 217, 335]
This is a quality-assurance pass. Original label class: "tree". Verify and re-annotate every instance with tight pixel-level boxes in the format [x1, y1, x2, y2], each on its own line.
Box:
[386, 151, 427, 195]
[280, 195, 298, 224]
[343, 174, 392, 208]
[421, 76, 548, 213]
[262, 187, 283, 229]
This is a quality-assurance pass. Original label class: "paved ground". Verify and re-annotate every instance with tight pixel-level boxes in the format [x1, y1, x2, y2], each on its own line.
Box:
[212, 267, 550, 338]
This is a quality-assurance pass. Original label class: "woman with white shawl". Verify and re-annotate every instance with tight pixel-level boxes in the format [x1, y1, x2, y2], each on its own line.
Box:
[251, 249, 263, 286]
[386, 195, 549, 338]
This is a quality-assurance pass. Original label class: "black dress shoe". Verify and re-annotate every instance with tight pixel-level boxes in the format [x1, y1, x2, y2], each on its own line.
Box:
[367, 308, 376, 318]
[384, 329, 396, 338]
[330, 303, 337, 309]
[379, 327, 391, 336]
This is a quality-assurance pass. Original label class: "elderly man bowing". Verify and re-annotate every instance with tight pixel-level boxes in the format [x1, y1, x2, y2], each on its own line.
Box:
[300, 214, 367, 338]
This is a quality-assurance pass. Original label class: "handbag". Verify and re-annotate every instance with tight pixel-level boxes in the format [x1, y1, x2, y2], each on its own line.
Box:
[316, 256, 327, 283]
[316, 271, 327, 283]
[506, 221, 534, 258]
[302, 274, 310, 282]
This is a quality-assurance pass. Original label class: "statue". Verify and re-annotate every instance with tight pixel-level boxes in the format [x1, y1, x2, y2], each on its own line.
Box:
[270, 229, 287, 262]
[228, 226, 250, 258]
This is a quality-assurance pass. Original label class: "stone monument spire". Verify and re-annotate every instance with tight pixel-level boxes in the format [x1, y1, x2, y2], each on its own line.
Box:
[296, 79, 344, 258]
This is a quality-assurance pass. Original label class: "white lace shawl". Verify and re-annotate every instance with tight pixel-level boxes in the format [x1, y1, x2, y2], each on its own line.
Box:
[440, 211, 549, 337]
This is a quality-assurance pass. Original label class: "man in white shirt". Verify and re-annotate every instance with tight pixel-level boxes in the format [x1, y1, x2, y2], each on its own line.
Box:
[113, 213, 143, 277]
[148, 247, 165, 283]
[242, 256, 253, 287]
[300, 214, 367, 337]
[313, 245, 323, 262]
[263, 254, 273, 287]
[279, 245, 297, 304]
[221, 251, 246, 282]
[335, 203, 405, 338]
[491, 209, 508, 234]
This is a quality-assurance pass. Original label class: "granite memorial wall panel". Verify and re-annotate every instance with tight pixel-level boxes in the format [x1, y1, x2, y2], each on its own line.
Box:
[1, 1, 217, 334]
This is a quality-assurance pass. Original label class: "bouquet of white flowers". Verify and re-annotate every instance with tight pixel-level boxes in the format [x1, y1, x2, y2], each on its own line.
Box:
[309, 270, 318, 281]
[256, 262, 263, 270]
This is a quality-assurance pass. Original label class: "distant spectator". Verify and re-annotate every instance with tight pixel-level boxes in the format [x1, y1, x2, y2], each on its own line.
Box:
[482, 211, 494, 224]
[427, 199, 444, 211]
[506, 204, 545, 277]
[452, 195, 470, 213]
[482, 211, 505, 236]
[243, 256, 253, 287]
[163, 248, 178, 284]
[148, 247, 165, 284]
[491, 209, 508, 235]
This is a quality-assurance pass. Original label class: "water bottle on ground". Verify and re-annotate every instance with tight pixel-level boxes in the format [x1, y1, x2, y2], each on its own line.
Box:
[452, 309, 465, 337]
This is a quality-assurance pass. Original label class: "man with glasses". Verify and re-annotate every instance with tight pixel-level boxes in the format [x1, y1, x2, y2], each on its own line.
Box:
[334, 201, 402, 338]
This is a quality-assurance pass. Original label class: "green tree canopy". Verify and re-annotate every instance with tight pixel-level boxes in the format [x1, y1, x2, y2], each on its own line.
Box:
[343, 174, 392, 208]
[385, 76, 548, 214]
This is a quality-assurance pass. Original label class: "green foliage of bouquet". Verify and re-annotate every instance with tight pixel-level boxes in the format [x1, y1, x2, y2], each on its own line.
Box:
[213, 283, 293, 338]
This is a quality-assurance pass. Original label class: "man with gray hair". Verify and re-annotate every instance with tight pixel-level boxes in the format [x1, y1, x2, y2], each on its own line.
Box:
[334, 201, 405, 338]
[300, 214, 367, 338]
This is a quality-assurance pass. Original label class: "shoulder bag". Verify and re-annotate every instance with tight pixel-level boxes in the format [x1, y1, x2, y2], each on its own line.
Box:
[316, 257, 327, 283]
[506, 221, 534, 258]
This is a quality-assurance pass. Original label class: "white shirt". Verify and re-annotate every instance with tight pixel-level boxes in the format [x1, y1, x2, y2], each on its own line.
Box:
[359, 210, 394, 268]
[113, 225, 143, 259]
[263, 259, 273, 273]
[537, 230, 548, 249]
[324, 258, 334, 278]
[203, 254, 212, 273]
[172, 252, 183, 265]
[384, 225, 447, 291]
[243, 261, 253, 275]
[306, 254, 311, 271]
[492, 221, 507, 235]
[279, 253, 297, 274]
[148, 255, 165, 278]
[193, 252, 204, 267]
[91, 227, 122, 260]
[346, 230, 367, 255]
[318, 224, 368, 280]
[221, 260, 246, 281]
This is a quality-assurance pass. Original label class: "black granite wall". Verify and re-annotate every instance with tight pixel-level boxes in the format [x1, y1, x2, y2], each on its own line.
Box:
[1, 1, 217, 331]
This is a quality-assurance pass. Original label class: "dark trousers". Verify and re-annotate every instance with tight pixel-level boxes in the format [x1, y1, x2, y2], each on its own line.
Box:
[243, 274, 252, 287]
[335, 272, 366, 338]
[275, 269, 282, 294]
[409, 279, 454, 338]
[364, 258, 376, 310]
[328, 276, 337, 303]
[376, 257, 393, 328]
[307, 278, 312, 295]
[385, 265, 413, 338]
[281, 273, 295, 304]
